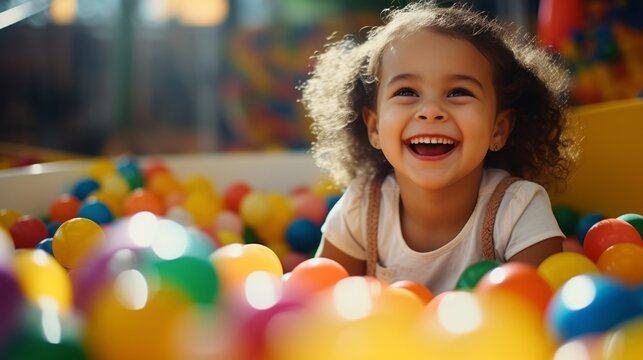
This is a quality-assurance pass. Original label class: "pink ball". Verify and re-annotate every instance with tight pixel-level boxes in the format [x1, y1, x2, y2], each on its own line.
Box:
[292, 191, 327, 225]
[214, 210, 244, 234]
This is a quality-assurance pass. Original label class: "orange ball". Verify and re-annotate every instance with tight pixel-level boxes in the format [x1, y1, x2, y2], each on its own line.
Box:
[475, 262, 553, 315]
[596, 243, 643, 285]
[389, 279, 434, 305]
[49, 194, 81, 223]
[123, 189, 166, 216]
[283, 257, 349, 299]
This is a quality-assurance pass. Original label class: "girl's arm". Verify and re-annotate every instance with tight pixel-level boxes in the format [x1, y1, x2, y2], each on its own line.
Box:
[508, 236, 563, 266]
[317, 239, 367, 276]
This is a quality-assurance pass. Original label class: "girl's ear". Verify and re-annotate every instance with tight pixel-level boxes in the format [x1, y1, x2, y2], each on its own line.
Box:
[362, 107, 381, 149]
[491, 109, 514, 151]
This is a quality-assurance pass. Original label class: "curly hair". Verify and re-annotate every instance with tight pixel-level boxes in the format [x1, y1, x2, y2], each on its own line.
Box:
[301, 1, 578, 190]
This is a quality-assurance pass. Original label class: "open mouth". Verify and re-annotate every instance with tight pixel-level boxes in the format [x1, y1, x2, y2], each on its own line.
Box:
[407, 136, 457, 157]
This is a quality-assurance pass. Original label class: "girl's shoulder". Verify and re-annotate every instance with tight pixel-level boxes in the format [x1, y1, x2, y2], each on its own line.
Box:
[481, 167, 549, 208]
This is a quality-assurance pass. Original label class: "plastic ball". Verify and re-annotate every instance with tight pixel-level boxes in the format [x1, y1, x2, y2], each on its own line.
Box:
[546, 274, 642, 342]
[48, 194, 81, 223]
[78, 200, 114, 225]
[552, 334, 605, 360]
[281, 251, 309, 273]
[389, 279, 434, 305]
[0, 226, 14, 263]
[182, 190, 222, 227]
[165, 206, 194, 226]
[86, 190, 122, 218]
[0, 267, 24, 349]
[12, 249, 72, 313]
[150, 254, 220, 306]
[455, 260, 501, 290]
[214, 210, 244, 234]
[116, 157, 144, 190]
[596, 243, 643, 285]
[553, 205, 580, 236]
[283, 257, 349, 299]
[53, 218, 106, 269]
[577, 213, 606, 244]
[285, 218, 322, 254]
[601, 316, 643, 360]
[239, 191, 272, 228]
[87, 158, 118, 181]
[147, 171, 183, 199]
[292, 191, 327, 225]
[141, 159, 170, 182]
[70, 178, 100, 201]
[617, 213, 643, 238]
[223, 181, 252, 212]
[46, 222, 61, 237]
[123, 188, 166, 216]
[183, 175, 216, 198]
[583, 218, 642, 263]
[0, 209, 22, 231]
[9, 215, 48, 249]
[537, 251, 598, 291]
[210, 243, 283, 292]
[99, 173, 130, 199]
[35, 237, 54, 256]
[475, 262, 553, 315]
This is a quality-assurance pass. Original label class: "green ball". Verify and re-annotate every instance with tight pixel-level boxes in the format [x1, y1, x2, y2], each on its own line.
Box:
[455, 260, 501, 290]
[617, 213, 643, 239]
[552, 205, 580, 236]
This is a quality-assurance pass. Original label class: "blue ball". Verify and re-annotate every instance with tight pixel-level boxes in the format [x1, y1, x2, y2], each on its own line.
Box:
[36, 238, 54, 256]
[71, 178, 100, 201]
[116, 157, 143, 190]
[46, 222, 61, 238]
[326, 194, 341, 213]
[286, 218, 322, 254]
[576, 213, 605, 244]
[78, 201, 113, 225]
[546, 274, 642, 342]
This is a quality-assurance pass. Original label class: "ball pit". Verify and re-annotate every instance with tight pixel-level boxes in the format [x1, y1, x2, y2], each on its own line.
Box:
[0, 152, 642, 359]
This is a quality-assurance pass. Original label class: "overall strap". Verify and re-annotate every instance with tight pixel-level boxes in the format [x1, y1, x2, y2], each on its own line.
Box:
[481, 176, 521, 260]
[366, 175, 385, 276]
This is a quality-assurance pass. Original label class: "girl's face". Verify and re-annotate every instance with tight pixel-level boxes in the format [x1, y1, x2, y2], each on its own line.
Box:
[364, 29, 513, 190]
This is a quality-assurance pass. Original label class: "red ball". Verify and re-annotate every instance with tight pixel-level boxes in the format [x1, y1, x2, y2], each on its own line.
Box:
[9, 215, 48, 249]
[223, 181, 252, 212]
[583, 218, 643, 263]
[49, 194, 81, 223]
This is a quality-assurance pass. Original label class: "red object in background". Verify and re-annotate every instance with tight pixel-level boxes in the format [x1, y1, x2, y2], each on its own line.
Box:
[49, 194, 82, 223]
[223, 181, 252, 212]
[538, 0, 584, 50]
[9, 215, 48, 249]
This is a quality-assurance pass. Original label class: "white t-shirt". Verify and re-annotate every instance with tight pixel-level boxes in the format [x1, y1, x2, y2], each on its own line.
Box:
[320, 168, 564, 294]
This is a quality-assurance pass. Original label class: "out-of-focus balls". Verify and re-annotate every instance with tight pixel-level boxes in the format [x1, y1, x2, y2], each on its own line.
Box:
[116, 157, 144, 190]
[216, 230, 244, 246]
[577, 213, 606, 244]
[242, 226, 259, 244]
[123, 188, 166, 216]
[46, 222, 61, 238]
[583, 218, 642, 263]
[78, 200, 114, 225]
[150, 254, 220, 306]
[223, 181, 252, 212]
[0, 209, 22, 231]
[547, 274, 642, 342]
[13, 249, 72, 313]
[552, 334, 605, 360]
[87, 190, 122, 218]
[87, 157, 117, 181]
[142, 159, 170, 183]
[183, 175, 216, 198]
[1, 303, 87, 360]
[553, 205, 580, 236]
[70, 178, 100, 201]
[325, 194, 341, 213]
[35, 238, 54, 256]
[0, 227, 14, 264]
[148, 171, 183, 199]
[283, 257, 348, 299]
[390, 279, 434, 305]
[0, 267, 24, 349]
[311, 177, 341, 198]
[239, 191, 272, 228]
[48, 194, 81, 223]
[210, 243, 283, 293]
[596, 243, 643, 285]
[455, 260, 500, 290]
[475, 262, 553, 315]
[415, 290, 555, 359]
[99, 173, 130, 200]
[285, 218, 322, 254]
[617, 213, 643, 238]
[601, 316, 643, 360]
[292, 191, 327, 225]
[165, 206, 194, 226]
[537, 251, 598, 291]
[53, 218, 106, 269]
[214, 210, 243, 234]
[9, 215, 48, 249]
[182, 190, 222, 227]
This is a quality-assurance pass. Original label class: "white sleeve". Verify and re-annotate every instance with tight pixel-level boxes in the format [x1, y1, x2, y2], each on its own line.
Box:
[319, 180, 368, 260]
[497, 181, 565, 260]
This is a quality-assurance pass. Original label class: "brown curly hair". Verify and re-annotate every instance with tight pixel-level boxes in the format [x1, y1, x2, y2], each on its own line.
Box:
[301, 1, 577, 190]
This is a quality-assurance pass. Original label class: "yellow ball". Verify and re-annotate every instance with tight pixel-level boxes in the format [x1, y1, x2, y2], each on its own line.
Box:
[210, 243, 283, 291]
[13, 249, 72, 313]
[239, 192, 272, 228]
[88, 158, 118, 182]
[537, 251, 599, 291]
[602, 317, 643, 360]
[182, 191, 222, 227]
[99, 173, 130, 200]
[0, 208, 22, 231]
[53, 218, 106, 269]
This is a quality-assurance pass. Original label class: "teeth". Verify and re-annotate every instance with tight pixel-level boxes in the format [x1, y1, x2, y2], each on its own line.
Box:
[409, 137, 454, 145]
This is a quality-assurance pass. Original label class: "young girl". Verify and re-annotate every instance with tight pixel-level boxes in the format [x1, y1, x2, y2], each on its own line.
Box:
[301, 1, 577, 294]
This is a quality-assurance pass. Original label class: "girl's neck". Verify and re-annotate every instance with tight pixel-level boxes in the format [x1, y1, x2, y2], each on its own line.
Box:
[396, 168, 484, 252]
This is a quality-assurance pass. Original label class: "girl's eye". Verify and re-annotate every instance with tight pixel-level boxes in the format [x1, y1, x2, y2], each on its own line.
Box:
[394, 88, 418, 97]
[447, 88, 474, 98]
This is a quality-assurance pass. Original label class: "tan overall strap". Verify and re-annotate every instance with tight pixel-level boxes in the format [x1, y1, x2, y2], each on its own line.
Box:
[366, 175, 385, 276]
[481, 176, 521, 260]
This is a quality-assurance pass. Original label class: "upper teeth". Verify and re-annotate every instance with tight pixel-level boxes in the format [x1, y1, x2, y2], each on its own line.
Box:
[410, 137, 454, 145]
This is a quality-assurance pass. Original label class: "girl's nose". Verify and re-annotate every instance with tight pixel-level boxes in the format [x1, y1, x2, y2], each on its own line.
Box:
[416, 101, 446, 121]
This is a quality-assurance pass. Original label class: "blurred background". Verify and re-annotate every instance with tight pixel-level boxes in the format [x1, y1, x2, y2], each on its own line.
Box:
[0, 0, 641, 166]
